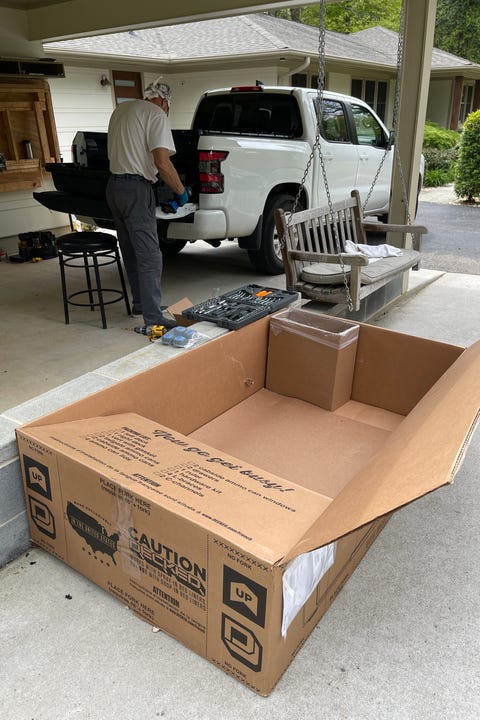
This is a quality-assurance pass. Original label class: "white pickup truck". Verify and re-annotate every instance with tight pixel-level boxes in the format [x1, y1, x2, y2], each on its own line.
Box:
[37, 85, 416, 274]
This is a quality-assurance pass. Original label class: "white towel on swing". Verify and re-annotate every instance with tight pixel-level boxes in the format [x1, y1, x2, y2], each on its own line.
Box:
[345, 239, 403, 259]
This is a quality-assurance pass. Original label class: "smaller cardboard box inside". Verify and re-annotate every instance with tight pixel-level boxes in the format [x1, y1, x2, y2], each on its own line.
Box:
[17, 309, 480, 696]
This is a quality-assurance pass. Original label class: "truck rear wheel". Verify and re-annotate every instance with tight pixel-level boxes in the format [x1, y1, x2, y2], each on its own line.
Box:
[159, 238, 187, 257]
[248, 193, 300, 274]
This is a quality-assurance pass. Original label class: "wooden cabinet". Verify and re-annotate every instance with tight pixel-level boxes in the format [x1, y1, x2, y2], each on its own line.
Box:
[0, 78, 60, 192]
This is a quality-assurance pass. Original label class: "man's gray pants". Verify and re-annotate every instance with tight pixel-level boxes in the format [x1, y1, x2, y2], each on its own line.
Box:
[106, 175, 163, 326]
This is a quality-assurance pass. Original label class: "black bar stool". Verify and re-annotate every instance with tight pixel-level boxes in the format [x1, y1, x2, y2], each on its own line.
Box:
[57, 231, 131, 329]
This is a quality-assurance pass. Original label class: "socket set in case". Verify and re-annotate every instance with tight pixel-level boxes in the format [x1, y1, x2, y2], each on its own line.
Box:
[182, 284, 299, 329]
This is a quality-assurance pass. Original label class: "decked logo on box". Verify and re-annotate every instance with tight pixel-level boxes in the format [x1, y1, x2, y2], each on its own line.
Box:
[23, 455, 52, 500]
[223, 566, 267, 627]
[221, 614, 263, 672]
[28, 496, 56, 539]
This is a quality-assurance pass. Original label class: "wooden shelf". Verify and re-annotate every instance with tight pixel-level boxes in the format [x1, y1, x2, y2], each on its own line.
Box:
[0, 158, 42, 190]
[0, 79, 60, 192]
[5, 159, 40, 171]
[0, 59, 65, 78]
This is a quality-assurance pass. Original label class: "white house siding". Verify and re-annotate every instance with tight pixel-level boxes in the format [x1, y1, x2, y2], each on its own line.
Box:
[327, 72, 351, 97]
[385, 80, 396, 129]
[0, 179, 69, 239]
[49, 67, 117, 161]
[426, 79, 452, 128]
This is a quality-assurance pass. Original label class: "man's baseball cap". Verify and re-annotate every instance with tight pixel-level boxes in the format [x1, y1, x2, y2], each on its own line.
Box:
[144, 78, 172, 105]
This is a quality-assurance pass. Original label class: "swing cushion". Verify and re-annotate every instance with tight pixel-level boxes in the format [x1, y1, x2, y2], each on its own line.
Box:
[300, 263, 348, 285]
[300, 249, 420, 286]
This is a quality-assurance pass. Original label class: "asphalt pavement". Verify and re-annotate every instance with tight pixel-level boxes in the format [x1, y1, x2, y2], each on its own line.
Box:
[416, 199, 480, 275]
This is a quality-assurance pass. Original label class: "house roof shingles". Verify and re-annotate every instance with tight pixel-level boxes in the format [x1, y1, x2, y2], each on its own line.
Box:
[44, 13, 479, 72]
[353, 26, 477, 69]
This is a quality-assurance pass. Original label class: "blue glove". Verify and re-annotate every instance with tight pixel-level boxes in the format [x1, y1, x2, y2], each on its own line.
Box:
[161, 200, 179, 214]
[175, 188, 189, 207]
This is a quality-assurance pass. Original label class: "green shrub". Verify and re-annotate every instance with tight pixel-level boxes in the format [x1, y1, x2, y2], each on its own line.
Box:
[423, 121, 459, 149]
[422, 146, 457, 186]
[454, 110, 480, 201]
[422, 122, 459, 187]
[424, 168, 454, 187]
[422, 146, 457, 187]
[423, 146, 457, 171]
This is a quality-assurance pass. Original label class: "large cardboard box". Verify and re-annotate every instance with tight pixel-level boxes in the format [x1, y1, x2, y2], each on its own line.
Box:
[16, 312, 480, 695]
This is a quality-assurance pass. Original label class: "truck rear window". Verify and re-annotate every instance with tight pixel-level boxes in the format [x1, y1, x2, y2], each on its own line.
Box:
[193, 93, 303, 138]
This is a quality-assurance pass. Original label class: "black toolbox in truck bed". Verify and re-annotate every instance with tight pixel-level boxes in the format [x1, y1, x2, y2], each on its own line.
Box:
[45, 163, 109, 200]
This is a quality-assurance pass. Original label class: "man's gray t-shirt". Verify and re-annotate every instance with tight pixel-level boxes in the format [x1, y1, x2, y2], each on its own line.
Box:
[108, 99, 176, 183]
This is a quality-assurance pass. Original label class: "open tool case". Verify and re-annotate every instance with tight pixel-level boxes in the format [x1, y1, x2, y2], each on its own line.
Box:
[182, 284, 299, 329]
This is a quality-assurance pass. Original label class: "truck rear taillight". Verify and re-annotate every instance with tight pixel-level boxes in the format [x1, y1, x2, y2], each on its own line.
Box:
[198, 150, 228, 194]
[230, 86, 264, 92]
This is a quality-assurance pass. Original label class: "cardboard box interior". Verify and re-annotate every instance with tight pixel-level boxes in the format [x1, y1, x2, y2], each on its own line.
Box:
[16, 312, 480, 694]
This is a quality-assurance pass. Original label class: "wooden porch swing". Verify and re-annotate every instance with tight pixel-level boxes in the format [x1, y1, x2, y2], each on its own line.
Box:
[274, 0, 428, 313]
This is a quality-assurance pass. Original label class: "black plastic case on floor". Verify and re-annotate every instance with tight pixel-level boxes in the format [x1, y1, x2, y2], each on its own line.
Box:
[182, 284, 298, 329]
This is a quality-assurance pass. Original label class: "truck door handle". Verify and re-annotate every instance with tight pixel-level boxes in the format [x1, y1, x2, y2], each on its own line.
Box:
[359, 152, 369, 161]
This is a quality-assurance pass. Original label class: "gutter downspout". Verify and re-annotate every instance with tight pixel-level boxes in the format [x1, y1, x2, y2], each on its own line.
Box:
[279, 56, 310, 84]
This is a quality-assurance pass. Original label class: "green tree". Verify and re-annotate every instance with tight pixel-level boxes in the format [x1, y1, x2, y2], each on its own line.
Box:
[268, 2, 402, 32]
[266, 8, 301, 21]
[268, 1, 480, 63]
[454, 110, 480, 201]
[435, 0, 480, 63]
[326, 0, 401, 32]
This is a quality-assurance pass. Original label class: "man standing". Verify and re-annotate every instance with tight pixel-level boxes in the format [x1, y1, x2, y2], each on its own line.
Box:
[106, 79, 188, 335]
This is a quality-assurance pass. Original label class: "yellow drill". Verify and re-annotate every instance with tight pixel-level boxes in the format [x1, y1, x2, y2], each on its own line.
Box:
[148, 325, 167, 341]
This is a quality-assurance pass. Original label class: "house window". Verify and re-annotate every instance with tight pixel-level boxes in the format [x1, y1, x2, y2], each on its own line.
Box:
[112, 71, 142, 105]
[459, 84, 474, 125]
[351, 79, 387, 121]
[291, 73, 307, 88]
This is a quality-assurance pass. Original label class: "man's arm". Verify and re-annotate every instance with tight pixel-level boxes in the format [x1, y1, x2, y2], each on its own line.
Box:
[152, 147, 185, 195]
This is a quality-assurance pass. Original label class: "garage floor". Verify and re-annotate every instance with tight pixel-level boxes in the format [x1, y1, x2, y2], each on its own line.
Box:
[3, 184, 469, 413]
[0, 230, 290, 412]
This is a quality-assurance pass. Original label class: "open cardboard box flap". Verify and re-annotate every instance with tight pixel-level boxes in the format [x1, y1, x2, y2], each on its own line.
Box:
[283, 339, 480, 563]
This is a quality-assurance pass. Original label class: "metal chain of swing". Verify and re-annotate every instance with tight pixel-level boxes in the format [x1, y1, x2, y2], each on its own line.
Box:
[288, 0, 354, 311]
[284, 0, 412, 312]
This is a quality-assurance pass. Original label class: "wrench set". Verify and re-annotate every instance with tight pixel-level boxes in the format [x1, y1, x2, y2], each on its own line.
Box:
[182, 284, 298, 329]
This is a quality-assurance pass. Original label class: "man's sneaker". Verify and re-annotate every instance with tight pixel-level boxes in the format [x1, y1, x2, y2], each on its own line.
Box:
[131, 305, 143, 317]
[158, 313, 178, 329]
